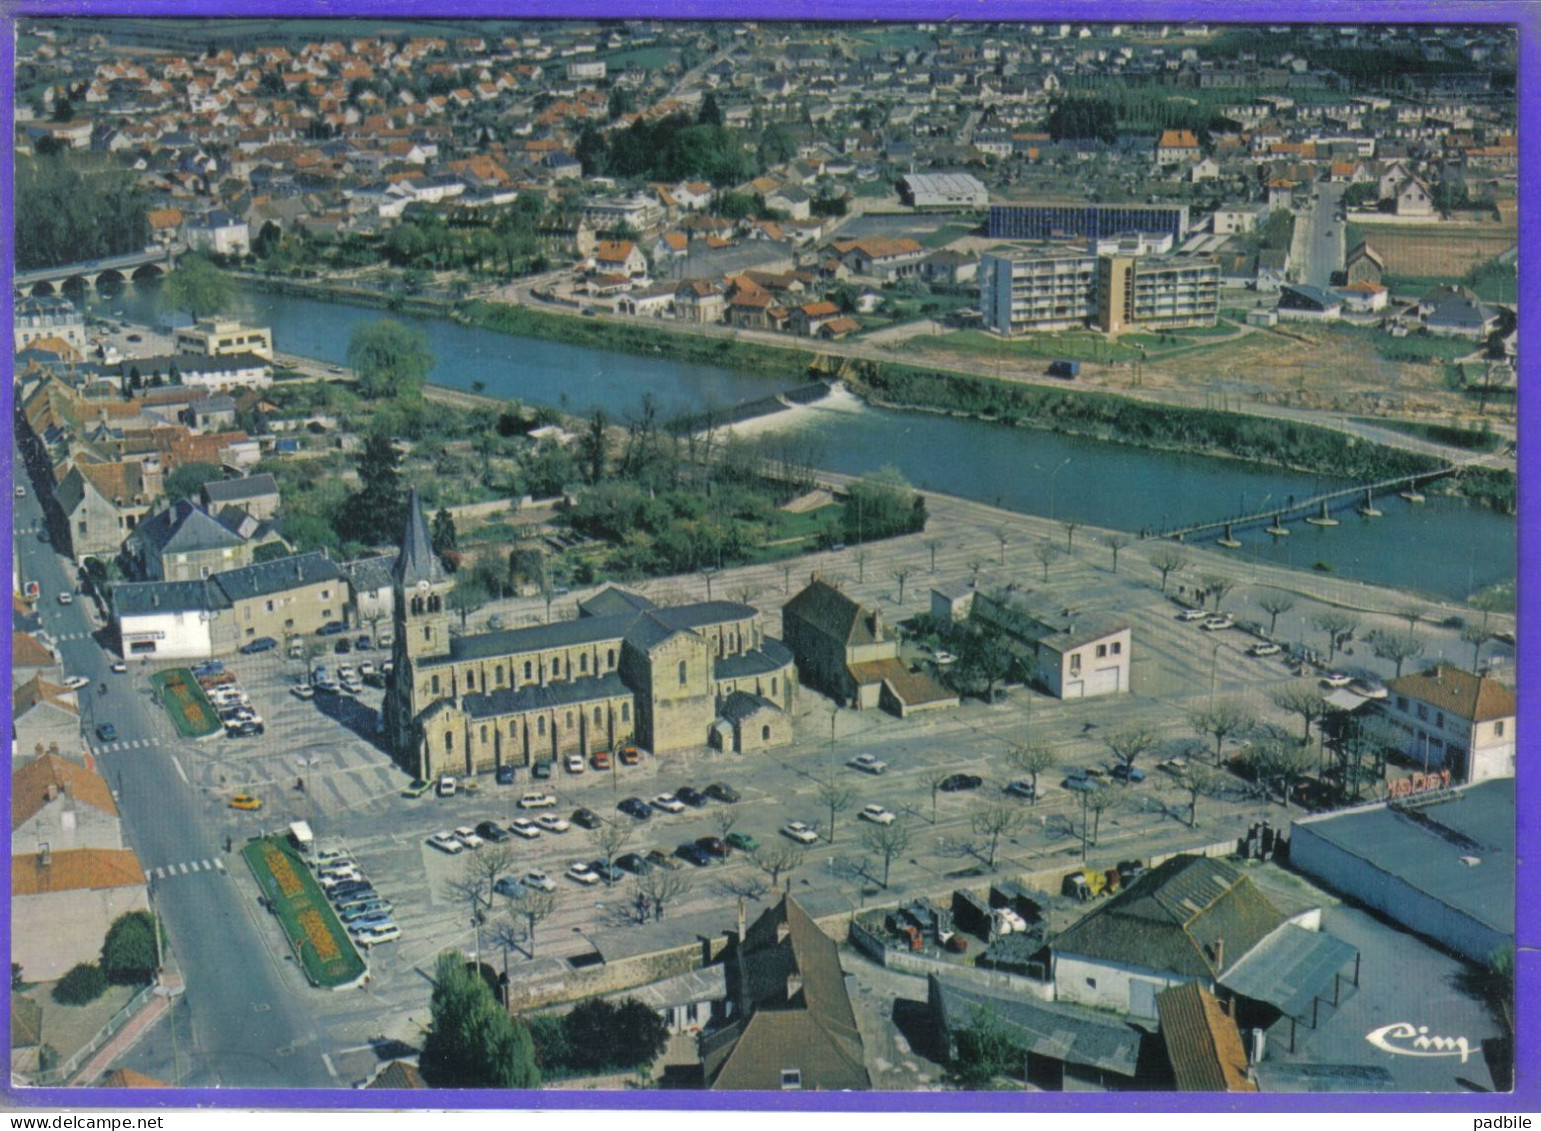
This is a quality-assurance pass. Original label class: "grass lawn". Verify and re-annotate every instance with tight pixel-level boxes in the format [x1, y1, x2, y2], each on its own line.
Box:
[243, 836, 365, 989]
[924, 330, 1142, 365]
[150, 669, 222, 739]
[1350, 418, 1501, 452]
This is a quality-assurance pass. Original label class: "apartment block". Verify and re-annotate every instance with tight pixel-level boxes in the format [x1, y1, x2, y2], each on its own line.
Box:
[988, 202, 1191, 243]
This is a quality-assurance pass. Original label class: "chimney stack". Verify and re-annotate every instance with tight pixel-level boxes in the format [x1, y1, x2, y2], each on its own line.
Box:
[737, 897, 746, 944]
[1213, 936, 1224, 970]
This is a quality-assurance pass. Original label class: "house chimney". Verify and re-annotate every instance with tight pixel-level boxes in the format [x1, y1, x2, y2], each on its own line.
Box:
[38, 844, 51, 868]
[1213, 936, 1224, 970]
[737, 897, 746, 944]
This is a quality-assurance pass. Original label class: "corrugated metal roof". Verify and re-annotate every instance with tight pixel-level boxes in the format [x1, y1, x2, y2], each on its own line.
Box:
[1219, 923, 1359, 1020]
[1155, 982, 1257, 1092]
[933, 976, 1142, 1077]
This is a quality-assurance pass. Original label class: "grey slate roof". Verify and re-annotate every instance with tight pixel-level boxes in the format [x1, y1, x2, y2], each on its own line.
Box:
[718, 690, 779, 724]
[577, 585, 657, 618]
[1219, 923, 1359, 1019]
[424, 612, 637, 667]
[114, 579, 227, 616]
[930, 975, 1143, 1077]
[393, 488, 445, 588]
[344, 552, 399, 595]
[136, 499, 246, 556]
[201, 473, 279, 506]
[461, 672, 630, 718]
[714, 638, 794, 680]
[212, 551, 342, 604]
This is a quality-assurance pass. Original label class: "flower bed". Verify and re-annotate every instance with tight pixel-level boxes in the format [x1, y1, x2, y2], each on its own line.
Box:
[242, 836, 364, 988]
[149, 669, 223, 739]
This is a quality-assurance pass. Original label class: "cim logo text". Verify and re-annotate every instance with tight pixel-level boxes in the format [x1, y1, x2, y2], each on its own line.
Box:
[1365, 1022, 1473, 1063]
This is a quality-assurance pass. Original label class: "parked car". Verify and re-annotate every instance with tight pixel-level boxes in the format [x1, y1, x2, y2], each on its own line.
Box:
[564, 754, 586, 775]
[651, 793, 686, 814]
[536, 813, 571, 834]
[401, 778, 434, 799]
[1111, 764, 1147, 784]
[1202, 615, 1234, 632]
[508, 818, 542, 840]
[618, 797, 653, 821]
[938, 773, 982, 792]
[437, 776, 457, 797]
[781, 821, 819, 844]
[725, 831, 759, 853]
[618, 745, 642, 766]
[566, 862, 601, 886]
[496, 765, 517, 786]
[859, 804, 896, 825]
[518, 792, 557, 810]
[291, 683, 315, 700]
[355, 635, 371, 650]
[616, 852, 652, 875]
[695, 836, 731, 859]
[932, 650, 958, 665]
[521, 870, 557, 892]
[676, 843, 712, 867]
[1320, 672, 1353, 688]
[227, 720, 265, 738]
[1349, 679, 1388, 700]
[590, 750, 612, 771]
[1177, 607, 1209, 622]
[334, 638, 352, 654]
[328, 883, 375, 904]
[1063, 770, 1101, 792]
[355, 925, 401, 948]
[62, 675, 90, 691]
[1248, 642, 1283, 657]
[1004, 780, 1038, 801]
[239, 636, 279, 654]
[57, 592, 73, 606]
[317, 622, 347, 636]
[341, 900, 394, 922]
[427, 831, 464, 854]
[590, 859, 626, 884]
[475, 821, 511, 844]
[228, 794, 262, 811]
[572, 807, 602, 830]
[676, 785, 708, 807]
[531, 760, 554, 780]
[646, 848, 683, 871]
[705, 783, 741, 803]
[493, 877, 524, 898]
[357, 661, 376, 677]
[111, 660, 128, 674]
[848, 754, 888, 775]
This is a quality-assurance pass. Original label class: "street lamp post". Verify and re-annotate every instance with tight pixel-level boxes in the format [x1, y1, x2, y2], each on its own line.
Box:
[1209, 643, 1221, 712]
[1037, 457, 1072, 522]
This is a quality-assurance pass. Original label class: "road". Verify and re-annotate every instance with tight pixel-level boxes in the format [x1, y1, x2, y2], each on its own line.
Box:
[11, 456, 335, 1089]
[1296, 180, 1348, 290]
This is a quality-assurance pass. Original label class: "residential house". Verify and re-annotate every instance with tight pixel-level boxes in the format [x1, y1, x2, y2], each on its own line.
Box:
[614, 283, 678, 318]
[130, 499, 254, 581]
[1382, 665, 1515, 783]
[183, 394, 238, 433]
[966, 586, 1131, 698]
[1277, 283, 1341, 321]
[11, 678, 80, 771]
[112, 579, 224, 660]
[674, 279, 726, 325]
[1155, 129, 1201, 165]
[185, 209, 251, 256]
[701, 895, 870, 1091]
[53, 461, 158, 563]
[119, 353, 273, 392]
[14, 296, 86, 354]
[591, 239, 648, 278]
[919, 249, 978, 286]
[1344, 241, 1385, 286]
[11, 633, 62, 690]
[831, 236, 926, 281]
[764, 185, 812, 221]
[215, 551, 348, 646]
[1393, 176, 1434, 217]
[11, 847, 149, 981]
[12, 753, 122, 854]
[1337, 281, 1388, 313]
[1417, 285, 1500, 339]
[343, 552, 399, 637]
[174, 318, 275, 360]
[1255, 249, 1290, 293]
[1155, 983, 1258, 1093]
[1210, 204, 1264, 236]
[788, 300, 841, 337]
[201, 473, 281, 521]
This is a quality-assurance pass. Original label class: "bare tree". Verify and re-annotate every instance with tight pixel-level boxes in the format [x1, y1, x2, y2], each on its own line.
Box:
[1061, 520, 1081, 551]
[1104, 727, 1159, 773]
[853, 549, 870, 583]
[966, 558, 986, 584]
[889, 564, 914, 605]
[970, 802, 1026, 867]
[1083, 786, 1124, 846]
[1200, 574, 1236, 613]
[992, 525, 1010, 565]
[699, 569, 717, 600]
[732, 583, 762, 606]
[1272, 682, 1327, 742]
[504, 886, 557, 958]
[712, 807, 738, 841]
[928, 772, 954, 825]
[783, 562, 793, 594]
[1460, 622, 1489, 669]
[860, 821, 912, 888]
[1244, 738, 1317, 810]
[1312, 612, 1360, 662]
[1031, 541, 1063, 582]
[1368, 629, 1424, 677]
[923, 537, 944, 573]
[1171, 763, 1224, 828]
[1149, 547, 1189, 594]
[588, 822, 633, 886]
[1397, 606, 1425, 632]
[1258, 592, 1296, 637]
[815, 775, 857, 844]
[1188, 701, 1253, 762]
[634, 868, 692, 922]
[748, 842, 805, 890]
[1104, 533, 1130, 574]
[1005, 743, 1055, 803]
[450, 844, 518, 913]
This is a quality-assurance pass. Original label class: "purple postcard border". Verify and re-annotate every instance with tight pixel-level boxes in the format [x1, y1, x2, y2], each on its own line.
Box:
[0, 0, 1533, 1114]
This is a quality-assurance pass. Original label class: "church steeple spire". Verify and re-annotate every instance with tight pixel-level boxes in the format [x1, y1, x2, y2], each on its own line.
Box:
[394, 487, 445, 587]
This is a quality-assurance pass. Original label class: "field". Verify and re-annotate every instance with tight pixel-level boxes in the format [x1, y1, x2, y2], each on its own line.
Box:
[242, 837, 366, 989]
[150, 669, 222, 739]
[1347, 221, 1517, 283]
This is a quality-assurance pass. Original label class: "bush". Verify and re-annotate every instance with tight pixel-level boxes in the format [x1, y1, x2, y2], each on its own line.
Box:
[53, 963, 107, 1006]
[101, 910, 159, 985]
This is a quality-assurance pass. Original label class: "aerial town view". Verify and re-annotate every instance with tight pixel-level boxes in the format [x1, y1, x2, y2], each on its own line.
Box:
[5, 14, 1523, 1102]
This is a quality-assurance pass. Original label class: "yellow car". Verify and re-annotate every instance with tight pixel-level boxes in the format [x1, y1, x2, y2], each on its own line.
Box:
[229, 794, 263, 811]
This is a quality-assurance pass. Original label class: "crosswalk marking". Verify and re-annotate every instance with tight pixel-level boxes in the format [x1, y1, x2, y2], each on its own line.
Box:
[155, 867, 165, 879]
[214, 858, 225, 872]
[150, 858, 233, 882]
[177, 863, 188, 875]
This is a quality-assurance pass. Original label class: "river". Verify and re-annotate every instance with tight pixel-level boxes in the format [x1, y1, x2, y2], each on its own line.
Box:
[92, 283, 1515, 604]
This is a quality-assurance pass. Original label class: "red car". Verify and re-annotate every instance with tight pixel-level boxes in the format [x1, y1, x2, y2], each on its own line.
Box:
[695, 836, 731, 859]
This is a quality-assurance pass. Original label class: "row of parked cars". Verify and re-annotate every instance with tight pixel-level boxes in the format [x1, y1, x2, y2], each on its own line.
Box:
[308, 846, 400, 948]
[613, 781, 740, 822]
[192, 660, 265, 738]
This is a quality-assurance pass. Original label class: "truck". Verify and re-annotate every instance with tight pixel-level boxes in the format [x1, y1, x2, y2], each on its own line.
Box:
[1048, 359, 1081, 379]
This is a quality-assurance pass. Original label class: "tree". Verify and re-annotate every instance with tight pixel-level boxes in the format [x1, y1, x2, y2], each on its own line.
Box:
[1272, 681, 1327, 742]
[1104, 727, 1159, 773]
[1104, 533, 1130, 573]
[1083, 785, 1123, 846]
[889, 564, 914, 604]
[1189, 701, 1253, 761]
[923, 537, 944, 573]
[947, 1005, 1024, 1089]
[711, 807, 739, 843]
[634, 867, 692, 921]
[853, 548, 870, 583]
[53, 963, 107, 1006]
[843, 467, 923, 541]
[697, 91, 724, 127]
[1149, 547, 1189, 594]
[1461, 622, 1489, 669]
[607, 85, 636, 120]
[100, 911, 159, 985]
[1200, 574, 1236, 612]
[815, 775, 856, 844]
[579, 407, 609, 484]
[955, 623, 1013, 702]
[431, 507, 458, 557]
[446, 575, 489, 631]
[163, 460, 224, 501]
[419, 951, 540, 1088]
[1258, 592, 1296, 636]
[992, 525, 1010, 564]
[1312, 611, 1360, 662]
[748, 842, 805, 890]
[160, 254, 234, 321]
[347, 319, 434, 399]
[563, 997, 670, 1071]
[1171, 763, 1224, 827]
[860, 820, 911, 888]
[1031, 540, 1062, 582]
[1245, 738, 1317, 809]
[970, 802, 1026, 868]
[1368, 628, 1424, 677]
[1061, 520, 1081, 550]
[588, 821, 634, 886]
[452, 843, 518, 915]
[505, 887, 557, 957]
[1006, 743, 1055, 803]
[337, 430, 406, 546]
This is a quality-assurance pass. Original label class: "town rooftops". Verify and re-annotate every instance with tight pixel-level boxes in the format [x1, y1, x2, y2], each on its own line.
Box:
[135, 499, 246, 556]
[784, 579, 883, 646]
[212, 551, 342, 604]
[1386, 664, 1515, 722]
[343, 552, 400, 595]
[13, 753, 118, 827]
[13, 676, 78, 719]
[461, 672, 631, 719]
[201, 473, 279, 506]
[1155, 982, 1257, 1092]
[11, 848, 146, 896]
[113, 579, 227, 617]
[714, 638, 794, 681]
[12, 633, 57, 670]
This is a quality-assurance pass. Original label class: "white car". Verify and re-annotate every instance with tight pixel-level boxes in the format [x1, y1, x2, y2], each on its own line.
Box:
[1177, 608, 1209, 622]
[355, 924, 401, 948]
[427, 831, 464, 854]
[358, 661, 376, 677]
[1349, 679, 1388, 700]
[848, 754, 888, 775]
[566, 862, 601, 886]
[781, 821, 820, 845]
[337, 665, 357, 681]
[453, 826, 485, 850]
[509, 818, 542, 839]
[62, 675, 90, 691]
[518, 792, 558, 810]
[932, 650, 958, 665]
[1201, 615, 1234, 632]
[437, 776, 457, 797]
[57, 592, 73, 605]
[565, 754, 586, 774]
[1248, 643, 1282, 657]
[536, 813, 571, 834]
[859, 804, 897, 825]
[340, 678, 364, 695]
[1319, 672, 1353, 689]
[522, 869, 557, 892]
[291, 683, 315, 700]
[111, 661, 128, 674]
[651, 793, 686, 814]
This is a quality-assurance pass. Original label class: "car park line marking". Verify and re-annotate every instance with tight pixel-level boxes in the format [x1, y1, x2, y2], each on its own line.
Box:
[321, 1053, 338, 1079]
[171, 755, 188, 784]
